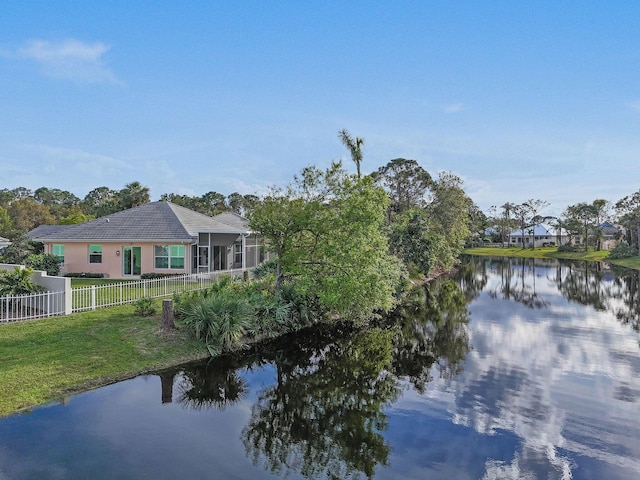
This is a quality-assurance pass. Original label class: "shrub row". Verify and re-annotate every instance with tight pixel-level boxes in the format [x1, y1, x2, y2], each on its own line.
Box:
[140, 273, 185, 279]
[608, 242, 637, 260]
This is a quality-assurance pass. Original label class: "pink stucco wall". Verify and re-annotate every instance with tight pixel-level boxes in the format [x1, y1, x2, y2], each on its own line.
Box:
[45, 242, 192, 279]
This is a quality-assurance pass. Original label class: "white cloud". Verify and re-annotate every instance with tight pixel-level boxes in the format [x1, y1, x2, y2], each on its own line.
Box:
[443, 102, 464, 114]
[33, 144, 129, 172]
[17, 39, 120, 84]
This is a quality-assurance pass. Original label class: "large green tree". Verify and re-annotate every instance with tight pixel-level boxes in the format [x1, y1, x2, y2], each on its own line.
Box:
[425, 172, 474, 269]
[616, 189, 640, 254]
[563, 202, 598, 252]
[371, 158, 432, 222]
[249, 162, 403, 321]
[389, 208, 445, 276]
[82, 186, 120, 217]
[511, 199, 549, 249]
[7, 198, 56, 234]
[0, 206, 12, 238]
[33, 187, 80, 221]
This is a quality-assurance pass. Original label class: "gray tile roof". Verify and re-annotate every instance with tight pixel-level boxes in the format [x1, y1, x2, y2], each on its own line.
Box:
[31, 202, 250, 242]
[27, 224, 74, 239]
[211, 212, 251, 231]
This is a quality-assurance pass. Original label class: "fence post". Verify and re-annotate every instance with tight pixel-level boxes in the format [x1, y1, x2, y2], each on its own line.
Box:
[91, 285, 97, 310]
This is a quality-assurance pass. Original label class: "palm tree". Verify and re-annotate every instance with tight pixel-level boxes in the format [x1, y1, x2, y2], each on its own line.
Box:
[500, 202, 515, 247]
[338, 129, 364, 178]
[119, 181, 150, 209]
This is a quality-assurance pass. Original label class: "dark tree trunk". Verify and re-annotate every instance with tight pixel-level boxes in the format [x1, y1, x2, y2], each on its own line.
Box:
[159, 371, 176, 404]
[162, 299, 175, 330]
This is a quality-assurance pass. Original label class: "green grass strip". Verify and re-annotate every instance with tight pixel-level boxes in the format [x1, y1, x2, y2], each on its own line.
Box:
[0, 301, 207, 418]
[463, 246, 640, 269]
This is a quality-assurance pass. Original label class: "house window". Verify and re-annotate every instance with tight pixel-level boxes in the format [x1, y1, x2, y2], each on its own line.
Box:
[154, 245, 185, 269]
[52, 244, 64, 262]
[234, 244, 242, 265]
[89, 244, 103, 264]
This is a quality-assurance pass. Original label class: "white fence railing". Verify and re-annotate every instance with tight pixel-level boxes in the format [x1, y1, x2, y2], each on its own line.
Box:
[71, 269, 248, 312]
[0, 290, 67, 323]
[0, 269, 250, 323]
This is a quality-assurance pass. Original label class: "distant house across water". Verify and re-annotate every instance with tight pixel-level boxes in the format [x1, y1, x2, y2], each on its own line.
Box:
[509, 224, 568, 248]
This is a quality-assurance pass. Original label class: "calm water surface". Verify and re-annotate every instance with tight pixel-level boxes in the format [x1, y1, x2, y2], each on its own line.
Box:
[1, 256, 640, 480]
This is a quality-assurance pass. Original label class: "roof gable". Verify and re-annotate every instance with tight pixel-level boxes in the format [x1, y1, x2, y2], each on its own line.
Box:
[31, 202, 250, 242]
[211, 212, 250, 231]
[510, 224, 553, 237]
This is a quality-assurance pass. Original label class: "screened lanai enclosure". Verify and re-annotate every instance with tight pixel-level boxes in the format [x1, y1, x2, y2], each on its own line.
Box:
[192, 233, 269, 273]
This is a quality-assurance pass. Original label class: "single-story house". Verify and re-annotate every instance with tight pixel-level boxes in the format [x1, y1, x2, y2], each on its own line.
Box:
[29, 201, 268, 278]
[509, 224, 568, 248]
[597, 222, 620, 251]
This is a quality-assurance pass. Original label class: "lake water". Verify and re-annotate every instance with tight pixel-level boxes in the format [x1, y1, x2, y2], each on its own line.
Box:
[1, 256, 639, 480]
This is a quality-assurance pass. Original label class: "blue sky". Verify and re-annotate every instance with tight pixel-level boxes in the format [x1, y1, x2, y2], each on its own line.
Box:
[1, 1, 639, 217]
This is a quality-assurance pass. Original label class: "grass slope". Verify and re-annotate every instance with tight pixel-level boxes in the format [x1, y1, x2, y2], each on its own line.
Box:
[0, 302, 207, 418]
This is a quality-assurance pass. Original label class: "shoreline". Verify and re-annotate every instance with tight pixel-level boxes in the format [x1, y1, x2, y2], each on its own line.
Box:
[463, 246, 640, 270]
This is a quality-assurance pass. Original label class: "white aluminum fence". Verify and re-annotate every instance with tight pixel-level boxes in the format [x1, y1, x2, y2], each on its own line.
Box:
[72, 269, 248, 312]
[0, 290, 67, 323]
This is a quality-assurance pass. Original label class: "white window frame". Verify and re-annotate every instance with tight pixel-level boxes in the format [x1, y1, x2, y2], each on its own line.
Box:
[88, 244, 103, 264]
[154, 244, 185, 269]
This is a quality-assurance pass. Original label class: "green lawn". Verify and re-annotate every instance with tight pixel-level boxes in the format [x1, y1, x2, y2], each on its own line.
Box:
[0, 302, 207, 418]
[70, 277, 214, 310]
[463, 246, 640, 270]
[70, 278, 136, 288]
[609, 256, 640, 269]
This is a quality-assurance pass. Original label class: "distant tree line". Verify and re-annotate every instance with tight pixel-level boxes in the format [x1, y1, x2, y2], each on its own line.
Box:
[0, 181, 259, 240]
[484, 188, 640, 256]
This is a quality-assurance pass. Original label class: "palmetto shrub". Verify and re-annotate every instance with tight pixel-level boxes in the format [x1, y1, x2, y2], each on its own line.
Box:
[132, 297, 157, 317]
[179, 289, 253, 356]
[175, 275, 320, 356]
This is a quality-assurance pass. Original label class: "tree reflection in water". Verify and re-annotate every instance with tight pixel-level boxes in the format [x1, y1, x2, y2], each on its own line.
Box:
[159, 276, 476, 479]
[176, 356, 248, 410]
[480, 256, 640, 334]
[610, 265, 640, 332]
[485, 256, 551, 309]
[549, 259, 640, 333]
[241, 326, 399, 480]
[553, 259, 609, 311]
[386, 276, 474, 393]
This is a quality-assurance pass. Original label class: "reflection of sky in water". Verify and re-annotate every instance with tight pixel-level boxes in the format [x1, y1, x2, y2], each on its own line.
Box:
[1, 259, 640, 479]
[385, 261, 640, 479]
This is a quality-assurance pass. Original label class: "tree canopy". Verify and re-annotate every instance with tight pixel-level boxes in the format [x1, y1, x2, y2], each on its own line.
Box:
[249, 162, 404, 321]
[371, 158, 432, 221]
